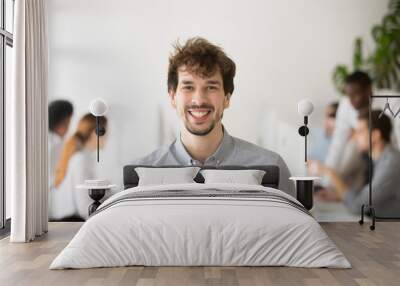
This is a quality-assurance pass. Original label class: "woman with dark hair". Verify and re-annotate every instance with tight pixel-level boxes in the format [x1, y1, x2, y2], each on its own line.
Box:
[48, 100, 73, 189]
[49, 113, 108, 221]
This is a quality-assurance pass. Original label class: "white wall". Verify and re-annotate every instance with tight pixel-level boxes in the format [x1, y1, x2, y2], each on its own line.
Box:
[47, 0, 389, 183]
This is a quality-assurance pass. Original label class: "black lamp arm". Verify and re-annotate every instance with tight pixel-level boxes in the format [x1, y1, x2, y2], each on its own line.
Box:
[94, 116, 106, 162]
[298, 116, 309, 163]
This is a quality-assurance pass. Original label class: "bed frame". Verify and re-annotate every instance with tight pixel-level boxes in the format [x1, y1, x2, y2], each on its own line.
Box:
[123, 165, 280, 189]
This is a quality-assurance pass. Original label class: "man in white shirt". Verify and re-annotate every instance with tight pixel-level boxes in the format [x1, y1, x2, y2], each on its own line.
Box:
[48, 100, 74, 189]
[325, 71, 372, 170]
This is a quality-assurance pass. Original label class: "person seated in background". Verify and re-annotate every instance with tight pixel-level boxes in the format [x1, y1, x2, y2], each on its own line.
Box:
[49, 114, 108, 221]
[315, 110, 400, 217]
[48, 100, 74, 190]
[132, 37, 294, 196]
[309, 101, 338, 163]
[309, 128, 367, 195]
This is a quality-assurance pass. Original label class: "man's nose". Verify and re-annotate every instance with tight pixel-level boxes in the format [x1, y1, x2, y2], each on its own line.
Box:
[190, 88, 208, 105]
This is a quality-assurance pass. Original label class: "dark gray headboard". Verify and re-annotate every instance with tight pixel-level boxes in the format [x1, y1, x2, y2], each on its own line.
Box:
[123, 165, 280, 189]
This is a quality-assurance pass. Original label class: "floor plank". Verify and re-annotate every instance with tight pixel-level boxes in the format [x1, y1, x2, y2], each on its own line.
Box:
[0, 222, 399, 286]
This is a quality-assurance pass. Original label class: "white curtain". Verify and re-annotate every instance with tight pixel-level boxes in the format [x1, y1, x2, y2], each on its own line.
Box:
[10, 0, 49, 242]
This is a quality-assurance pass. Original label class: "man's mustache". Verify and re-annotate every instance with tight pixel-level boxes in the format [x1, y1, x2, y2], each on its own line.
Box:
[185, 104, 214, 111]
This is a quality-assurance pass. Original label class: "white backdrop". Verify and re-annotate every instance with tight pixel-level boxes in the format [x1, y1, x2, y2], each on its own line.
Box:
[47, 0, 389, 184]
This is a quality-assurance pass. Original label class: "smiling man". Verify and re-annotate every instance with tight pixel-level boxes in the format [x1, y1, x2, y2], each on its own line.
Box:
[133, 37, 294, 196]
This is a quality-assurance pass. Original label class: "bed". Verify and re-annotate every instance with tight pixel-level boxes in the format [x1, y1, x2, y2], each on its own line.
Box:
[49, 165, 350, 269]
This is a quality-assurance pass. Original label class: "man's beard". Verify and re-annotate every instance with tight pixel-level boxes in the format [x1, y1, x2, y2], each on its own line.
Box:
[185, 120, 216, 136]
[184, 111, 224, 136]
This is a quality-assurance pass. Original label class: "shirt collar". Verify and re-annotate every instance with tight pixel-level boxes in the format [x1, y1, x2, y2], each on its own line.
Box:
[374, 144, 392, 164]
[173, 125, 234, 166]
[49, 131, 62, 143]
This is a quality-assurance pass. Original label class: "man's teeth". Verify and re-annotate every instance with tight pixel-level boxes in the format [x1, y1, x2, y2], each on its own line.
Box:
[190, 111, 210, 118]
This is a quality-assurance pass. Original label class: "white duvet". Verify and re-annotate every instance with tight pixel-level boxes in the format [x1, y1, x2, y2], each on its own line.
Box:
[50, 183, 351, 269]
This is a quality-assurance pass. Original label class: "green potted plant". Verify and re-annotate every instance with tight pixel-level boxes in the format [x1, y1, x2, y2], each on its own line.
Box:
[332, 0, 400, 93]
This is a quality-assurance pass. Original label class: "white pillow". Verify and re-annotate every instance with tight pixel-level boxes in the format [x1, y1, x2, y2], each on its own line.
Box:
[135, 167, 201, 186]
[200, 169, 266, 185]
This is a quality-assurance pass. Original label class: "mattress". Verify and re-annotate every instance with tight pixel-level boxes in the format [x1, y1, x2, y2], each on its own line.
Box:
[50, 183, 351, 269]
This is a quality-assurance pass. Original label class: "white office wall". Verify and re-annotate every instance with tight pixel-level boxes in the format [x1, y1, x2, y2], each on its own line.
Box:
[47, 0, 389, 183]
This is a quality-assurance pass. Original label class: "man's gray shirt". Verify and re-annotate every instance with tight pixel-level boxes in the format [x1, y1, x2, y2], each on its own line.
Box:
[344, 144, 400, 217]
[132, 126, 295, 197]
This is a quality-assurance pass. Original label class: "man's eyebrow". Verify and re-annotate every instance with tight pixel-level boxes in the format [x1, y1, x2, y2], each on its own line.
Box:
[206, 80, 222, 85]
[181, 80, 194, 85]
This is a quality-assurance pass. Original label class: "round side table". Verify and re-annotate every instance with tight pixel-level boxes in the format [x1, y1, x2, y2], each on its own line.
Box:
[87, 188, 107, 215]
[77, 184, 117, 216]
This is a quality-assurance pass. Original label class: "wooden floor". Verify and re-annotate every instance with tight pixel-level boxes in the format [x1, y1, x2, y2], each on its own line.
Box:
[0, 222, 399, 286]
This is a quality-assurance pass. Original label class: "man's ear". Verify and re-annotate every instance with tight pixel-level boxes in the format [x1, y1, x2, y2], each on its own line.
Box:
[168, 89, 177, 109]
[224, 93, 231, 109]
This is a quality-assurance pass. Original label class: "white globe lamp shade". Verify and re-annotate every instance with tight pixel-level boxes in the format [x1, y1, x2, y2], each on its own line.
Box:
[89, 98, 108, 116]
[297, 99, 314, 116]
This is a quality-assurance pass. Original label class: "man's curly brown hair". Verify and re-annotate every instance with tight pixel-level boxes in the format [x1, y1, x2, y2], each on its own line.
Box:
[167, 37, 236, 95]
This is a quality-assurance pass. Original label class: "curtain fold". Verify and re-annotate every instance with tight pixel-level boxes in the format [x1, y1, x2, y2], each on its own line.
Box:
[10, 0, 49, 242]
